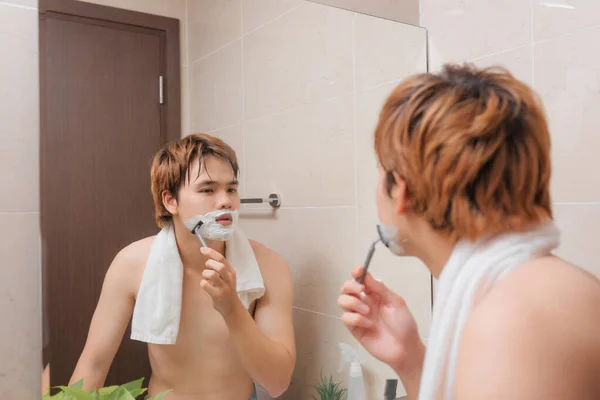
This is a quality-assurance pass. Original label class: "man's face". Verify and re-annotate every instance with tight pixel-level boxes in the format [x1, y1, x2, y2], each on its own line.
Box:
[375, 163, 396, 226]
[173, 155, 240, 223]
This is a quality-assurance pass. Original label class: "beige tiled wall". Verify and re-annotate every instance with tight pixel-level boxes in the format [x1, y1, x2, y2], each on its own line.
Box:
[421, 0, 600, 279]
[0, 1, 41, 397]
[307, 0, 420, 26]
[186, 1, 429, 398]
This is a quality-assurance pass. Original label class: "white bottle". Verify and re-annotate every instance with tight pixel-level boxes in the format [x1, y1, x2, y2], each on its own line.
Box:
[339, 343, 366, 400]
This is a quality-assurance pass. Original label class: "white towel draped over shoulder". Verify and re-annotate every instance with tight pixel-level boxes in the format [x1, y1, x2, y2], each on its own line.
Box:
[419, 220, 560, 399]
[131, 225, 265, 345]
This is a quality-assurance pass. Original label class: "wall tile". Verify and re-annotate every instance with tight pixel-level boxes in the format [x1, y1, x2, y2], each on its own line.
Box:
[281, 308, 358, 399]
[239, 207, 357, 316]
[204, 124, 246, 194]
[553, 204, 600, 278]
[181, 65, 190, 136]
[355, 14, 427, 91]
[187, 0, 241, 62]
[422, 0, 531, 70]
[0, 213, 41, 398]
[534, 27, 600, 202]
[244, 95, 355, 207]
[243, 2, 353, 119]
[241, 0, 301, 34]
[533, 0, 600, 41]
[470, 45, 534, 86]
[189, 41, 243, 132]
[356, 82, 396, 208]
[0, 5, 38, 213]
[307, 0, 420, 26]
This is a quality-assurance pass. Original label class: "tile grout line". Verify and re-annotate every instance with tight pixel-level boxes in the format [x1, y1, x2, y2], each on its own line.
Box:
[185, 0, 191, 135]
[463, 24, 600, 65]
[466, 44, 530, 63]
[206, 123, 242, 133]
[352, 14, 361, 260]
[530, 0, 535, 87]
[277, 206, 357, 210]
[425, 25, 430, 72]
[352, 13, 359, 209]
[293, 306, 342, 320]
[242, 92, 352, 125]
[189, 38, 241, 66]
[243, 4, 303, 37]
[534, 22, 600, 44]
[189, 4, 304, 67]
[553, 202, 600, 206]
[240, 0, 247, 198]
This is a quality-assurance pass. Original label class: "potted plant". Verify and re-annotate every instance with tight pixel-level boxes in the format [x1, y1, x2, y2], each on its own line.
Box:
[42, 377, 171, 400]
[311, 370, 347, 400]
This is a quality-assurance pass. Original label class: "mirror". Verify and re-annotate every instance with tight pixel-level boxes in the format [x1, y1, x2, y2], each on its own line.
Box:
[37, 0, 428, 399]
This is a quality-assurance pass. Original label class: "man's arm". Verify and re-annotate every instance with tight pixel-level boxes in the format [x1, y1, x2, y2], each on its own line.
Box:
[224, 244, 295, 398]
[69, 248, 138, 390]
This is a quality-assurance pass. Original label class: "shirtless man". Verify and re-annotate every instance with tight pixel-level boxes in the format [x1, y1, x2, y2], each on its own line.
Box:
[338, 64, 600, 399]
[70, 134, 295, 399]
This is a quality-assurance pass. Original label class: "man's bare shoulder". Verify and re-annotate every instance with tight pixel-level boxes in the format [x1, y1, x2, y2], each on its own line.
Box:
[484, 256, 600, 319]
[468, 256, 600, 340]
[248, 239, 290, 282]
[457, 256, 600, 396]
[115, 236, 155, 263]
[108, 236, 156, 288]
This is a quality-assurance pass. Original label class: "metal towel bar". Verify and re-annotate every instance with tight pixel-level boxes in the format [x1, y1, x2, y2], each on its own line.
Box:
[240, 193, 281, 208]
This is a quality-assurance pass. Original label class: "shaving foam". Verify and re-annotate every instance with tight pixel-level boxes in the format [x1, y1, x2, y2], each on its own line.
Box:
[377, 223, 407, 255]
[184, 210, 239, 241]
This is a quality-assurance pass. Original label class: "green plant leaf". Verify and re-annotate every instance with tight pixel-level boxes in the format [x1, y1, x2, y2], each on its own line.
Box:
[70, 379, 84, 390]
[126, 388, 147, 398]
[310, 369, 347, 400]
[106, 387, 126, 400]
[121, 378, 145, 392]
[53, 386, 95, 400]
[42, 392, 65, 400]
[117, 390, 136, 400]
[147, 389, 172, 400]
[98, 386, 119, 396]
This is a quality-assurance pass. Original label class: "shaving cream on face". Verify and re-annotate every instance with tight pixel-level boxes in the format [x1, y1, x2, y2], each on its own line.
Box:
[184, 210, 239, 241]
[376, 223, 407, 255]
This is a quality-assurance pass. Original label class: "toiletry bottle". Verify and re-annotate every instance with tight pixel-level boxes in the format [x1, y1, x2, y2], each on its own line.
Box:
[339, 343, 366, 400]
[384, 378, 398, 400]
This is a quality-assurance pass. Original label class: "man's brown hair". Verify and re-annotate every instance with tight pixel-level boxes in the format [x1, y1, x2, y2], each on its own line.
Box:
[150, 133, 239, 227]
[375, 63, 552, 242]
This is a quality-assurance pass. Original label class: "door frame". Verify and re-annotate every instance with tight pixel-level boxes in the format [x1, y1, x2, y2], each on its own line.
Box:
[38, 0, 181, 381]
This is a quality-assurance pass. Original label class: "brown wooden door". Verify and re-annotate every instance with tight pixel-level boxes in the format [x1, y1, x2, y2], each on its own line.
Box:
[39, 0, 180, 390]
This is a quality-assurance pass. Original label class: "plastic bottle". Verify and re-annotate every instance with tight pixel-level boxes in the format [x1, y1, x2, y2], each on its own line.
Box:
[339, 343, 366, 400]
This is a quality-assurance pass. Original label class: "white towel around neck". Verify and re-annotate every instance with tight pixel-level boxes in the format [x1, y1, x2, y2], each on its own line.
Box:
[418, 220, 560, 399]
[131, 224, 265, 345]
